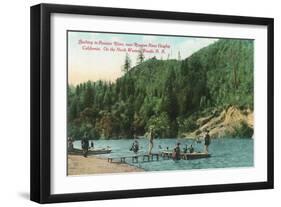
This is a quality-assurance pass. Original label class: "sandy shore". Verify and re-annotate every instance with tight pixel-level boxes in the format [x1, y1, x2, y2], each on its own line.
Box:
[68, 155, 144, 175]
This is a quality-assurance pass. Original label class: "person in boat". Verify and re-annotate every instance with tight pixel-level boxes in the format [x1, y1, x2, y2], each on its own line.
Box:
[172, 142, 181, 160]
[81, 133, 89, 157]
[204, 130, 211, 153]
[183, 144, 188, 153]
[147, 127, 155, 155]
[188, 144, 194, 153]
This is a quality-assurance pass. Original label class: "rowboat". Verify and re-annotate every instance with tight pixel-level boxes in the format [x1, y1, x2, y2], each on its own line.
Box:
[68, 147, 112, 155]
[161, 150, 211, 160]
[180, 152, 211, 160]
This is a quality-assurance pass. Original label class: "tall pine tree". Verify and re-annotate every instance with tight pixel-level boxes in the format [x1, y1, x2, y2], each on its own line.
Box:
[137, 48, 145, 64]
[122, 53, 131, 73]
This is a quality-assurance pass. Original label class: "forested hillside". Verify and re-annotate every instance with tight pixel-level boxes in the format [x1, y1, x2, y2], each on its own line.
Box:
[67, 39, 254, 139]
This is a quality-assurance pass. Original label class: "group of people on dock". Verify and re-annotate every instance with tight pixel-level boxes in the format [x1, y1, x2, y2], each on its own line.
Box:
[129, 127, 211, 161]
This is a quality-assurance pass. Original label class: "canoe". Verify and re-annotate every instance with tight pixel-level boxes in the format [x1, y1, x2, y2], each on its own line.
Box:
[161, 150, 211, 160]
[69, 147, 112, 155]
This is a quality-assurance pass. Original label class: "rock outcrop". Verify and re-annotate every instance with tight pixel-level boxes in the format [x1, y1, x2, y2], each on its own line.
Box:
[185, 106, 253, 139]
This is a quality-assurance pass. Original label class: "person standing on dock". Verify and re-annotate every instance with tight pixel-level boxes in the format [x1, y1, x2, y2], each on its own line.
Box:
[204, 130, 211, 153]
[172, 142, 181, 160]
[147, 127, 155, 155]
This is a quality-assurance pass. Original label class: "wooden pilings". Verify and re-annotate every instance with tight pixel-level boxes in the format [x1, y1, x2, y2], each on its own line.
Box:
[108, 153, 159, 163]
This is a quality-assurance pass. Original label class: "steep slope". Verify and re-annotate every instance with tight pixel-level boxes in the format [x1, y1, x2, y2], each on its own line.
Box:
[67, 39, 254, 139]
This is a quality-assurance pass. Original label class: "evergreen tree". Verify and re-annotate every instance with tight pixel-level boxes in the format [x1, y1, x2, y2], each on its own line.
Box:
[122, 53, 131, 73]
[82, 81, 94, 108]
[137, 48, 145, 64]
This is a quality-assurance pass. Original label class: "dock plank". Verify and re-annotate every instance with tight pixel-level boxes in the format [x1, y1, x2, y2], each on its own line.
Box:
[108, 153, 160, 163]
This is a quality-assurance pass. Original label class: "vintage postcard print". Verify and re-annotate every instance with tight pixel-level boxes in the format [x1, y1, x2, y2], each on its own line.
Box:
[67, 31, 254, 176]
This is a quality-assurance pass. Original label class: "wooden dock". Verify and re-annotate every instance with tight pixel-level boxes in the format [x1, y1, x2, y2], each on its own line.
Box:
[107, 153, 160, 163]
[107, 151, 211, 164]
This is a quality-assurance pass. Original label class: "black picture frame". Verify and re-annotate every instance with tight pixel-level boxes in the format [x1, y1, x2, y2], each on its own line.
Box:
[30, 3, 274, 204]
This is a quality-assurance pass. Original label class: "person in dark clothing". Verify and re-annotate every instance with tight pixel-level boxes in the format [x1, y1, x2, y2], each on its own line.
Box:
[130, 134, 139, 153]
[67, 137, 74, 152]
[82, 133, 89, 157]
[90, 141, 94, 148]
[130, 139, 139, 153]
[189, 144, 194, 153]
[183, 144, 188, 153]
[204, 130, 211, 153]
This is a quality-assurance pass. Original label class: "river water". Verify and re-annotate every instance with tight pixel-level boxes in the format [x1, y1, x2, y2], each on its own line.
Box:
[72, 138, 253, 172]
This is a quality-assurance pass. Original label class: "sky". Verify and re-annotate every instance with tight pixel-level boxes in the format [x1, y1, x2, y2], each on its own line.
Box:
[68, 31, 218, 85]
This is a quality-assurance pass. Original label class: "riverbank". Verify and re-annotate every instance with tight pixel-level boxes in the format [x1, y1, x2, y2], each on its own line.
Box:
[68, 155, 144, 175]
[183, 106, 253, 139]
